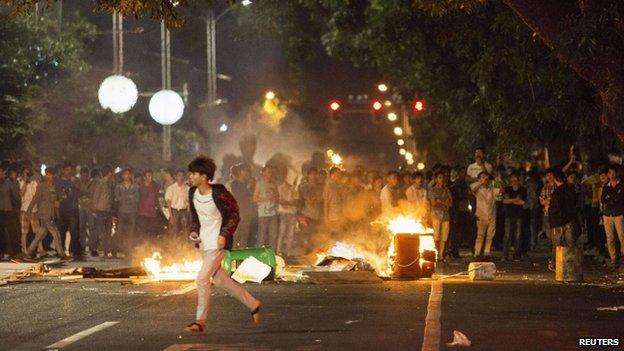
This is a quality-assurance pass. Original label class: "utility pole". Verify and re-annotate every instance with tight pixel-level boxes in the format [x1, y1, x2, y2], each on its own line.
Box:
[161, 21, 172, 162]
[205, 8, 217, 156]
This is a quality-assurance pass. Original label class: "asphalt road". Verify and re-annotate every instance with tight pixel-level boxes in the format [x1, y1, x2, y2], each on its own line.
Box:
[1, 272, 624, 351]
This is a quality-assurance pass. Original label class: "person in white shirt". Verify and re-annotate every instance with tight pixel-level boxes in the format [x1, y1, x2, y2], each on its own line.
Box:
[406, 171, 429, 222]
[185, 156, 261, 333]
[277, 178, 298, 256]
[165, 170, 190, 238]
[471, 171, 497, 260]
[380, 171, 399, 217]
[467, 147, 493, 183]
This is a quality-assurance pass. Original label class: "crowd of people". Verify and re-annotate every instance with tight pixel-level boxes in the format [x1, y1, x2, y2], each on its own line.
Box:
[0, 145, 623, 270]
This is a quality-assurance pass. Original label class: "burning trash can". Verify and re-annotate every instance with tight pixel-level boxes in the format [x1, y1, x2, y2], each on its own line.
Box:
[390, 233, 436, 279]
[386, 216, 437, 279]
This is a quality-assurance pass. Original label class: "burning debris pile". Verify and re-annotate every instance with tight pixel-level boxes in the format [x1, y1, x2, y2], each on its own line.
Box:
[141, 252, 202, 281]
[307, 215, 438, 280]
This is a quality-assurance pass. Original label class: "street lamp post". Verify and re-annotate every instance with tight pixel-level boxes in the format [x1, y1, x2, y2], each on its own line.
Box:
[161, 20, 172, 161]
[205, 1, 252, 155]
[98, 12, 138, 114]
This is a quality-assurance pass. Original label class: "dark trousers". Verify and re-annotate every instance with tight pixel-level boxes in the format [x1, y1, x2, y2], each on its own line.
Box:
[116, 212, 136, 256]
[93, 211, 112, 254]
[0, 210, 20, 255]
[450, 210, 474, 257]
[0, 211, 9, 254]
[169, 208, 189, 237]
[504, 217, 523, 259]
[58, 209, 81, 255]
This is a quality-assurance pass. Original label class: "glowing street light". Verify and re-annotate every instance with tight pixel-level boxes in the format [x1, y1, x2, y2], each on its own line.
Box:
[327, 149, 335, 157]
[265, 91, 276, 100]
[417, 162, 425, 170]
[407, 159, 415, 166]
[219, 123, 228, 132]
[384, 100, 392, 107]
[397, 139, 405, 146]
[405, 152, 413, 161]
[387, 112, 398, 122]
[399, 148, 406, 155]
[98, 75, 138, 114]
[394, 126, 403, 136]
[241, 0, 253, 6]
[377, 83, 388, 92]
[331, 153, 343, 166]
[149, 89, 185, 125]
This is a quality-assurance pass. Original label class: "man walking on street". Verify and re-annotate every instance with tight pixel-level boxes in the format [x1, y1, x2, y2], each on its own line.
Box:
[25, 167, 65, 259]
[19, 167, 43, 254]
[185, 156, 262, 333]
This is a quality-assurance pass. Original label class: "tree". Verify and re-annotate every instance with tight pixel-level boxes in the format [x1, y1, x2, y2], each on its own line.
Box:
[0, 6, 200, 168]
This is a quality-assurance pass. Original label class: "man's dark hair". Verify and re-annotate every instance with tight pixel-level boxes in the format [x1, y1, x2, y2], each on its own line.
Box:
[411, 171, 424, 180]
[386, 171, 400, 178]
[80, 167, 89, 175]
[62, 162, 74, 169]
[307, 167, 318, 176]
[144, 169, 153, 175]
[434, 170, 445, 178]
[545, 168, 555, 176]
[101, 165, 113, 176]
[478, 171, 490, 179]
[599, 167, 609, 175]
[565, 170, 578, 178]
[188, 155, 217, 181]
[91, 168, 101, 178]
[329, 167, 341, 176]
[475, 146, 485, 152]
[607, 164, 620, 173]
[509, 171, 520, 179]
[45, 166, 57, 175]
[553, 169, 566, 182]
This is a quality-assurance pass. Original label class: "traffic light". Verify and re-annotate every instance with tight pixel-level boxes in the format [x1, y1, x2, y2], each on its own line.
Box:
[371, 99, 384, 123]
[328, 99, 342, 121]
[412, 99, 425, 113]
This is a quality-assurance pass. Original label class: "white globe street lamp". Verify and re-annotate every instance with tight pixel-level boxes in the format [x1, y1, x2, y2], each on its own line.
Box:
[149, 89, 185, 125]
[98, 75, 138, 114]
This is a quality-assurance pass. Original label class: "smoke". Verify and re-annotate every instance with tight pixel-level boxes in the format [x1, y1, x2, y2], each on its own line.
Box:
[213, 101, 324, 182]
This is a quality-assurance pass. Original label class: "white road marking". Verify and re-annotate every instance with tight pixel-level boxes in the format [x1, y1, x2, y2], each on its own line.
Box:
[421, 280, 443, 351]
[164, 282, 197, 296]
[46, 321, 120, 349]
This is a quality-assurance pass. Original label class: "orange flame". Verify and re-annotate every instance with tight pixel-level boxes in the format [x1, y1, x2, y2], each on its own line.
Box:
[141, 252, 202, 281]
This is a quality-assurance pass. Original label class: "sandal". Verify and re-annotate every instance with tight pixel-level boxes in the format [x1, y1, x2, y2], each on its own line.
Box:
[251, 303, 262, 324]
[185, 322, 204, 333]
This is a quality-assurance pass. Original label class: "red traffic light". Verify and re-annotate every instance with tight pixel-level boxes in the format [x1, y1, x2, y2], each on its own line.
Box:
[372, 100, 383, 111]
[329, 100, 342, 112]
[413, 99, 425, 112]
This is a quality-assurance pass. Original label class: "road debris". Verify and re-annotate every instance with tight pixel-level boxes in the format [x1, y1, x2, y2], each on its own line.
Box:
[447, 330, 471, 347]
[596, 305, 624, 312]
